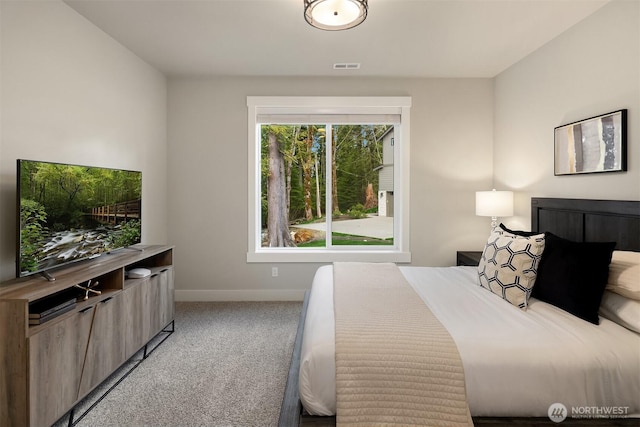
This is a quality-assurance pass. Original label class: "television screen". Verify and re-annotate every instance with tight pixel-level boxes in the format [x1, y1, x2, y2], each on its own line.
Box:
[17, 159, 142, 278]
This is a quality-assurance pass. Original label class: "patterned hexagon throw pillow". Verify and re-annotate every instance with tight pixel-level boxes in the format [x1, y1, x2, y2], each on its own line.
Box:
[478, 229, 545, 309]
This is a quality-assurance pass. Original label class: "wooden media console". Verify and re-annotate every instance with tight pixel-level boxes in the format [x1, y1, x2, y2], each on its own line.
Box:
[0, 245, 174, 427]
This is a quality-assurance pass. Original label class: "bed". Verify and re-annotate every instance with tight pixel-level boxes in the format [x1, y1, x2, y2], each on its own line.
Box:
[279, 198, 640, 426]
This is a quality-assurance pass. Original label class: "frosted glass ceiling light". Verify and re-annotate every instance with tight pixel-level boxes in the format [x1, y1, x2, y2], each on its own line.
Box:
[304, 0, 368, 31]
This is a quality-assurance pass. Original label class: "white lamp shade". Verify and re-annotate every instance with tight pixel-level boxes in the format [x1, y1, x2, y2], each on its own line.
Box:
[476, 190, 514, 217]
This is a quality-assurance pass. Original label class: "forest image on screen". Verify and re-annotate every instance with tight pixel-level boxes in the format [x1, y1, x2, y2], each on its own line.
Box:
[18, 160, 142, 277]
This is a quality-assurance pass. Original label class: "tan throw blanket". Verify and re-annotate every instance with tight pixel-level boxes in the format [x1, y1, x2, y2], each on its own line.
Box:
[333, 262, 473, 427]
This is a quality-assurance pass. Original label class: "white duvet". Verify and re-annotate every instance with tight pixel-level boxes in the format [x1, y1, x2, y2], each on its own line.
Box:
[299, 265, 640, 417]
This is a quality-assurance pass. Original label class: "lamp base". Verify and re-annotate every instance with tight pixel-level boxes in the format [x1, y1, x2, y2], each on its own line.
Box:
[491, 217, 498, 229]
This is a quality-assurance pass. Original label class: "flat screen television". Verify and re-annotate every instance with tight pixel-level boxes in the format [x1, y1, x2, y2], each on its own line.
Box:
[17, 159, 142, 278]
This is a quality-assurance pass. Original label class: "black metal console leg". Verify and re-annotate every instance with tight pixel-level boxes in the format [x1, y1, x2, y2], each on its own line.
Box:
[144, 320, 176, 359]
[67, 408, 75, 427]
[163, 320, 175, 333]
[60, 320, 176, 427]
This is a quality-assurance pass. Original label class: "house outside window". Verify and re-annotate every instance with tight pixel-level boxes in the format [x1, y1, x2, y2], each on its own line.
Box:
[247, 96, 411, 263]
[375, 127, 395, 218]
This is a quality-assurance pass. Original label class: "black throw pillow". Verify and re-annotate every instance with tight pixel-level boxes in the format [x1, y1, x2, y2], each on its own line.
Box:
[499, 223, 540, 237]
[531, 233, 615, 324]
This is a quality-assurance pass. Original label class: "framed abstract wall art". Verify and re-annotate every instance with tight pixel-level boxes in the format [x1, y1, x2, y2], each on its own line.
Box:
[554, 109, 627, 175]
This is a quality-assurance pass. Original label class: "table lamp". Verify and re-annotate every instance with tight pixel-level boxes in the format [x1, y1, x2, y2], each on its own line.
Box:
[476, 189, 514, 228]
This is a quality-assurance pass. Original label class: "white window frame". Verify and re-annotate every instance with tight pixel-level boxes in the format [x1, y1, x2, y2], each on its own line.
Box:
[247, 96, 411, 263]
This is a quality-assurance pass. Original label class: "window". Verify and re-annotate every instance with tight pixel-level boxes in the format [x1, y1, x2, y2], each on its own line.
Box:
[247, 96, 411, 263]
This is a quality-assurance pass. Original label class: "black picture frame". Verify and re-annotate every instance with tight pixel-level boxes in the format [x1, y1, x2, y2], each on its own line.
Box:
[554, 109, 627, 176]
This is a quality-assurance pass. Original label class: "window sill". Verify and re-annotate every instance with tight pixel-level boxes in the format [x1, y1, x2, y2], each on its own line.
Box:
[246, 249, 411, 263]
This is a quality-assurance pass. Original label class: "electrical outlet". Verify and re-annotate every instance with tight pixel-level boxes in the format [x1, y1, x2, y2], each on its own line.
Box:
[271, 267, 278, 277]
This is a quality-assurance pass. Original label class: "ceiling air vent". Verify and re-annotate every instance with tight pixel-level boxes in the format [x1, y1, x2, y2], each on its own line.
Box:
[333, 63, 360, 70]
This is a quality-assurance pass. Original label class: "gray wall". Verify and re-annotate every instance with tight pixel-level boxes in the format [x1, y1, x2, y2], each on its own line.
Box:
[494, 0, 640, 230]
[167, 77, 494, 300]
[0, 1, 168, 281]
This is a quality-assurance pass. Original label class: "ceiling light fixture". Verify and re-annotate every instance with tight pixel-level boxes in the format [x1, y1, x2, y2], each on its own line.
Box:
[304, 0, 368, 31]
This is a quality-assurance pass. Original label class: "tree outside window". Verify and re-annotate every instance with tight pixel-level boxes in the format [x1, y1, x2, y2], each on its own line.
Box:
[261, 124, 393, 249]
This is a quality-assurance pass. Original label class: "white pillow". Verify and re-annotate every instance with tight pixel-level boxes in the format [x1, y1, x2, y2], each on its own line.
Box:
[599, 291, 640, 333]
[606, 251, 640, 300]
[477, 229, 545, 309]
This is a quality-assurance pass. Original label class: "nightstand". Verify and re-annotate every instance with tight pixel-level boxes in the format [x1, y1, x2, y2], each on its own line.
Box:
[456, 251, 482, 266]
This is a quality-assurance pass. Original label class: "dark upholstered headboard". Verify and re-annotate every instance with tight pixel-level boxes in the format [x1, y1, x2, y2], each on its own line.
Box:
[531, 198, 640, 251]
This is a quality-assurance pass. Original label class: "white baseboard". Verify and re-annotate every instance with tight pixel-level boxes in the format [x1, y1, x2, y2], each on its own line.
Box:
[175, 289, 306, 302]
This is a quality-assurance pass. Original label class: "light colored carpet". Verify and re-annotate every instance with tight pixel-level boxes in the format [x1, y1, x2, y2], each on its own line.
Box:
[55, 301, 302, 427]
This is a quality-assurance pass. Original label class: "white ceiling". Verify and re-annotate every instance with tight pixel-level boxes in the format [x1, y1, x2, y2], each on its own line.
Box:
[63, 0, 610, 78]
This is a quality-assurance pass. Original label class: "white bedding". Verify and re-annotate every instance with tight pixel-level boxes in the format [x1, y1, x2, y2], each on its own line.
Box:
[299, 265, 640, 417]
